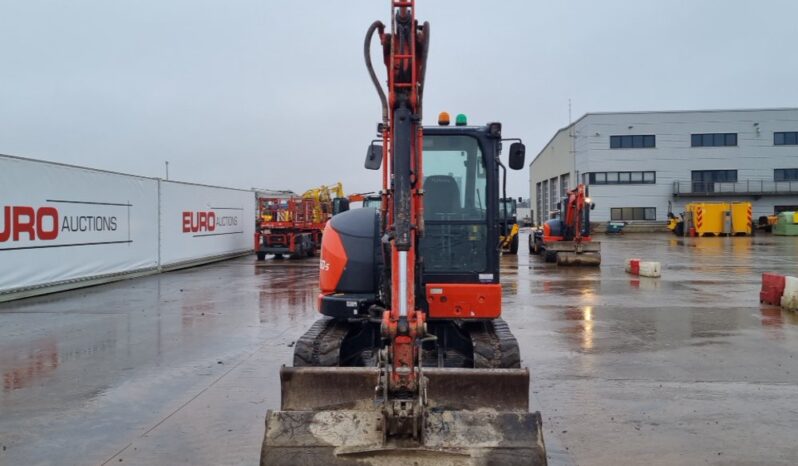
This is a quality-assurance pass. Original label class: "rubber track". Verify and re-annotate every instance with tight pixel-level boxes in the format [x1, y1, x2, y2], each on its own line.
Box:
[293, 317, 350, 367]
[469, 318, 521, 369]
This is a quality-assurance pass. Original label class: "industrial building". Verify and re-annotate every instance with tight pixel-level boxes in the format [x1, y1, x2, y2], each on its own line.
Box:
[529, 108, 798, 226]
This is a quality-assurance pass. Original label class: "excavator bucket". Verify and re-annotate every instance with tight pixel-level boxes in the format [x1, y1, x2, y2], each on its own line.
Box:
[557, 252, 601, 266]
[545, 240, 602, 267]
[261, 366, 547, 466]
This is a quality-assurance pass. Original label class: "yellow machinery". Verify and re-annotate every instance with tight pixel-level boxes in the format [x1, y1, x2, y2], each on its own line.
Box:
[756, 214, 779, 232]
[301, 182, 345, 224]
[499, 197, 520, 254]
[500, 223, 520, 253]
[669, 202, 752, 236]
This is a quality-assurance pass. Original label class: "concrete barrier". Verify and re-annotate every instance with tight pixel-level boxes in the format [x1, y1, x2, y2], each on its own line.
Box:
[760, 273, 786, 305]
[780, 276, 798, 311]
[625, 258, 661, 278]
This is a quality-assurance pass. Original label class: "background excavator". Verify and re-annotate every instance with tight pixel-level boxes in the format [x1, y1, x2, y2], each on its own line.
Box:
[530, 183, 601, 266]
[260, 1, 547, 465]
[499, 197, 520, 255]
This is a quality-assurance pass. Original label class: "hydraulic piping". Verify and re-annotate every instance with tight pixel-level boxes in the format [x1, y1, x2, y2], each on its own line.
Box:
[364, 21, 388, 126]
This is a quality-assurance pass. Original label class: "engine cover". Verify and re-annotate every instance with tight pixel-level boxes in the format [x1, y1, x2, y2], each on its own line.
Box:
[319, 208, 381, 318]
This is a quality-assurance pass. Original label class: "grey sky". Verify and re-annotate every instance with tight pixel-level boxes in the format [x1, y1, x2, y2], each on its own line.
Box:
[1, 1, 796, 198]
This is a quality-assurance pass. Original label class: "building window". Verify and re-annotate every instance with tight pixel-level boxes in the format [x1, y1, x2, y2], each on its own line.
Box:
[549, 177, 558, 214]
[691, 170, 737, 192]
[535, 182, 543, 225]
[691, 133, 737, 147]
[610, 135, 655, 149]
[692, 170, 737, 183]
[541, 180, 549, 221]
[560, 173, 570, 197]
[775, 132, 798, 145]
[610, 207, 656, 221]
[587, 171, 656, 185]
[775, 169, 798, 182]
[775, 205, 798, 213]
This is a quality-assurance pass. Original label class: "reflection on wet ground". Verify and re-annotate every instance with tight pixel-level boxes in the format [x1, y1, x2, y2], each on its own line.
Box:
[507, 232, 798, 465]
[0, 233, 796, 465]
[0, 258, 321, 465]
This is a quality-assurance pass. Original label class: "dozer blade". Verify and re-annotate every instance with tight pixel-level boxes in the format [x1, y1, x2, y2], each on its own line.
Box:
[557, 251, 601, 266]
[261, 366, 547, 466]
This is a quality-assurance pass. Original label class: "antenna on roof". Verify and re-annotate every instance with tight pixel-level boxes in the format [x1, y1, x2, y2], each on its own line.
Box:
[568, 98, 572, 125]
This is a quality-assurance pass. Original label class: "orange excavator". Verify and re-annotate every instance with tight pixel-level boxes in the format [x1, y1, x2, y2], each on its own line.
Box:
[530, 183, 601, 266]
[260, 2, 546, 464]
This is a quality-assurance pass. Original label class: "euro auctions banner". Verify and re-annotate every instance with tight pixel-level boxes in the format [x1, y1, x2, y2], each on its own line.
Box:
[159, 181, 255, 266]
[0, 156, 159, 293]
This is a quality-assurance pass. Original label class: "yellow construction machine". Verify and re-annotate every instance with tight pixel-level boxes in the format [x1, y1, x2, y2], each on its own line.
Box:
[499, 197, 520, 254]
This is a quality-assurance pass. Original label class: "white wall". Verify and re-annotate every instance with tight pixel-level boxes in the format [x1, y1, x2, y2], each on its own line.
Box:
[160, 181, 255, 266]
[0, 156, 159, 293]
[532, 108, 798, 223]
[529, 126, 574, 224]
[0, 155, 256, 300]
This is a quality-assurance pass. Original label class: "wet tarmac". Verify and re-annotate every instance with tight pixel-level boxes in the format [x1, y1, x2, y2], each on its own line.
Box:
[1, 232, 797, 465]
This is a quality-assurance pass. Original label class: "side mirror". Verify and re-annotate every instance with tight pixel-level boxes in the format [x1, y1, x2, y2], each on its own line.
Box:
[365, 143, 383, 170]
[590, 203, 596, 211]
[556, 201, 562, 210]
[508, 142, 526, 170]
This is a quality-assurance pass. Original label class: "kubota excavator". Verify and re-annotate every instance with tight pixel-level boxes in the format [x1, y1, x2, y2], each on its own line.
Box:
[260, 2, 546, 465]
[530, 183, 601, 266]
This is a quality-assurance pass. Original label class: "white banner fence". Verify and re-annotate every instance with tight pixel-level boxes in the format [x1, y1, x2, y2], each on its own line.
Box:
[0, 155, 256, 301]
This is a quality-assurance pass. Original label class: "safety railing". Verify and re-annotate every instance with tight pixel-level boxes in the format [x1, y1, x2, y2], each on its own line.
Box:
[673, 180, 798, 196]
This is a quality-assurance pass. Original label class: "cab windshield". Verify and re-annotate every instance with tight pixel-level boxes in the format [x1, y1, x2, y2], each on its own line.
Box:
[499, 199, 516, 221]
[421, 135, 488, 273]
[362, 197, 382, 209]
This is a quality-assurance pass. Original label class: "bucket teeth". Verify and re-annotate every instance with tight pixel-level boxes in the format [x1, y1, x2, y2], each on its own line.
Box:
[556, 252, 601, 266]
[262, 409, 546, 466]
[261, 367, 547, 465]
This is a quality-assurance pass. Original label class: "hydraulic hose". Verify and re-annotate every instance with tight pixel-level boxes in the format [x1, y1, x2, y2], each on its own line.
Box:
[417, 21, 430, 117]
[364, 21, 388, 125]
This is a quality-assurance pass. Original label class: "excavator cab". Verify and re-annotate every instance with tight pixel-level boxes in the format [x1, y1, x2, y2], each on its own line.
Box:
[420, 127, 495, 278]
[361, 194, 382, 209]
[332, 197, 350, 216]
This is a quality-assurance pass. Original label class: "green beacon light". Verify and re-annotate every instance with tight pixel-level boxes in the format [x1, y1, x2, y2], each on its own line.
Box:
[455, 113, 468, 126]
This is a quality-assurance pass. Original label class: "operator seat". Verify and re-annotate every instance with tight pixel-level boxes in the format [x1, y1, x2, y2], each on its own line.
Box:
[424, 175, 461, 219]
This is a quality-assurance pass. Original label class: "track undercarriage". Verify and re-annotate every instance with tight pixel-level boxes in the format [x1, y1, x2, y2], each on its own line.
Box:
[293, 316, 521, 370]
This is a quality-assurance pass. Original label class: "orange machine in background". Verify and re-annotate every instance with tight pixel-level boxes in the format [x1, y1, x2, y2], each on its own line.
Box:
[255, 183, 351, 260]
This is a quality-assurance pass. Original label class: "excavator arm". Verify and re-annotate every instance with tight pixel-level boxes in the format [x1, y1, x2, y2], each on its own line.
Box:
[260, 2, 547, 464]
